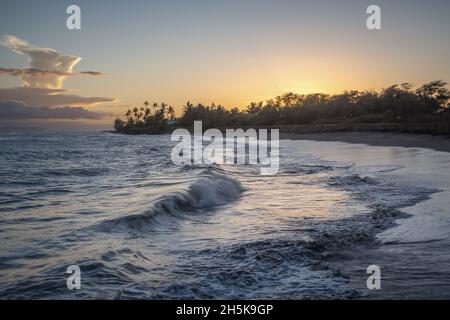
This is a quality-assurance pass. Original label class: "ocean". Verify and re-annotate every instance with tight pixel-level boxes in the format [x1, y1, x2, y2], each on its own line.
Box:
[1, 131, 449, 299]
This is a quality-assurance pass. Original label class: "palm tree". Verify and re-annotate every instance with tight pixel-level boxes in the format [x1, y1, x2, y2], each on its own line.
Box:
[125, 109, 132, 119]
[144, 107, 151, 120]
[144, 101, 150, 109]
[132, 107, 139, 123]
[160, 102, 167, 115]
[246, 102, 262, 114]
[167, 106, 175, 121]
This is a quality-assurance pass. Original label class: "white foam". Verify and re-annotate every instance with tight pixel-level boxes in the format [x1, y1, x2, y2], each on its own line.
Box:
[280, 139, 450, 244]
[378, 191, 450, 244]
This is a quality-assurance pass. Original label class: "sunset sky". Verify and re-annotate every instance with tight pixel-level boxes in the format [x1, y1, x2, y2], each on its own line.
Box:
[1, 0, 449, 130]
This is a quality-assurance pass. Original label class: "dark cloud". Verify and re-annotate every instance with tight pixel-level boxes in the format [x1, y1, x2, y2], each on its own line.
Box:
[0, 67, 71, 77]
[0, 67, 104, 77]
[0, 87, 114, 107]
[0, 101, 103, 120]
[79, 71, 104, 76]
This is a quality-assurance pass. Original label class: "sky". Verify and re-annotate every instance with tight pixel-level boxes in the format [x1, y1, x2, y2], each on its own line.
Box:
[0, 0, 449, 130]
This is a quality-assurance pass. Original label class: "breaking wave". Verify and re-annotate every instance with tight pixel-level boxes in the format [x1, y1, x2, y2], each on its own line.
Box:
[95, 172, 244, 231]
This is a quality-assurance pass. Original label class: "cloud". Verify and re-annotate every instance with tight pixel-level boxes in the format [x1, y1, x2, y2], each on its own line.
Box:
[0, 67, 104, 78]
[0, 35, 103, 88]
[0, 101, 104, 120]
[0, 35, 115, 121]
[0, 67, 71, 77]
[0, 87, 114, 107]
[79, 71, 104, 76]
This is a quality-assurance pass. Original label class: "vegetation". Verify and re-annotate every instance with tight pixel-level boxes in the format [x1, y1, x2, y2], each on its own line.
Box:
[114, 102, 175, 134]
[114, 80, 450, 134]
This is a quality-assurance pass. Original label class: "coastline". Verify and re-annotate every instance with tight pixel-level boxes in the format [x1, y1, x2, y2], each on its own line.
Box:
[279, 135, 450, 298]
[280, 131, 450, 153]
[111, 126, 450, 153]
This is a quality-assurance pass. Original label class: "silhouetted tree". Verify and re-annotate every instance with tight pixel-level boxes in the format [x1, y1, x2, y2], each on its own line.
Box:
[114, 81, 450, 134]
[167, 106, 175, 121]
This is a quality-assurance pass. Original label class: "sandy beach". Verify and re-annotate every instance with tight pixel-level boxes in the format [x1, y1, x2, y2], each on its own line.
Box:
[278, 134, 450, 298]
[280, 132, 450, 153]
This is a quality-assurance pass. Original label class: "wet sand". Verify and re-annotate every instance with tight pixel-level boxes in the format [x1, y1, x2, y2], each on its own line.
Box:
[279, 136, 450, 298]
[280, 132, 450, 153]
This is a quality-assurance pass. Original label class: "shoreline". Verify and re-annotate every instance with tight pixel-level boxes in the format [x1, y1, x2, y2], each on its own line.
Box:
[280, 131, 450, 153]
[111, 122, 450, 152]
[279, 133, 450, 298]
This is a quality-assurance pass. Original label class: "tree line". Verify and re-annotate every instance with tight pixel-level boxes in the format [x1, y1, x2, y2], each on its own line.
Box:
[114, 80, 450, 133]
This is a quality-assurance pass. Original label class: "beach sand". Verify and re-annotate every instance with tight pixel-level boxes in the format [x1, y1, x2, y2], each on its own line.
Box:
[279, 133, 450, 298]
[280, 132, 450, 153]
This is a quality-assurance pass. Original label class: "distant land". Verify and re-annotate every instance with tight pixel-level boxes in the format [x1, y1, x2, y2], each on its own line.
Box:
[113, 81, 450, 136]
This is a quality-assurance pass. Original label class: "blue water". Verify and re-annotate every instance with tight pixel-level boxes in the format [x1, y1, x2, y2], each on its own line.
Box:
[0, 131, 444, 299]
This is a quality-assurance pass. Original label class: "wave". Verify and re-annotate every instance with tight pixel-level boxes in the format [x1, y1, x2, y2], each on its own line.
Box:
[95, 172, 244, 231]
[278, 159, 355, 175]
[354, 165, 404, 174]
[39, 167, 109, 177]
[328, 173, 379, 186]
